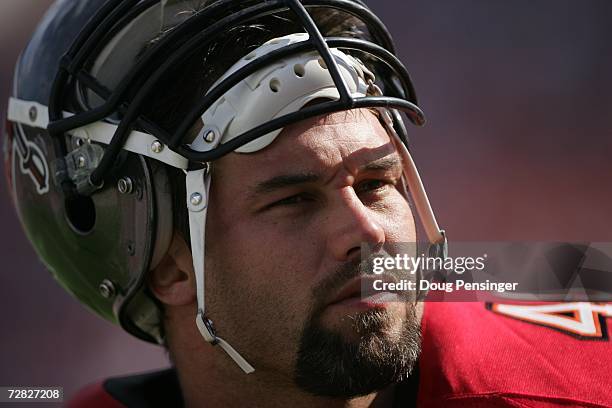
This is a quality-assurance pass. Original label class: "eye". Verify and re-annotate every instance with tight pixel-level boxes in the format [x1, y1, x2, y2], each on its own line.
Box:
[268, 193, 310, 208]
[356, 179, 389, 194]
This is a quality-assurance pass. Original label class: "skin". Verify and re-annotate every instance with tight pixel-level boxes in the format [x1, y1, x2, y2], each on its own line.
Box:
[150, 108, 420, 408]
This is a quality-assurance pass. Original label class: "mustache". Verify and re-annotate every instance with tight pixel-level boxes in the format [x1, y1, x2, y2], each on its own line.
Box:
[309, 252, 417, 319]
[309, 254, 381, 317]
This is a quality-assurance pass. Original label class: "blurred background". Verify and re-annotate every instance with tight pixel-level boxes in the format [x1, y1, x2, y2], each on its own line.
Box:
[1, 0, 611, 404]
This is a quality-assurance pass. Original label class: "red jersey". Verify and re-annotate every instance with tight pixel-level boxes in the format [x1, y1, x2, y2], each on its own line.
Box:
[69, 302, 612, 407]
[418, 301, 612, 407]
[67, 369, 183, 408]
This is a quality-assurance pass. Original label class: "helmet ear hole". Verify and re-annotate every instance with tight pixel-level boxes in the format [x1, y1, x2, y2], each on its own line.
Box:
[65, 195, 96, 235]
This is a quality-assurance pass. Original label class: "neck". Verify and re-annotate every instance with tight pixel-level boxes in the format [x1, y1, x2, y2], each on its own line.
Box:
[165, 303, 423, 407]
[177, 363, 398, 408]
[168, 320, 398, 408]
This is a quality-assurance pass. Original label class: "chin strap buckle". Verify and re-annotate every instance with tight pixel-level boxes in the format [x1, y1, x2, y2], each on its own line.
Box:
[428, 230, 448, 260]
[421, 231, 449, 296]
[195, 310, 255, 374]
[196, 309, 219, 345]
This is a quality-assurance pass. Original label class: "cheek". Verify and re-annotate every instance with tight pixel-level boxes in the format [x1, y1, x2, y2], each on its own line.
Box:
[236, 224, 322, 303]
[204, 208, 321, 342]
[382, 191, 417, 243]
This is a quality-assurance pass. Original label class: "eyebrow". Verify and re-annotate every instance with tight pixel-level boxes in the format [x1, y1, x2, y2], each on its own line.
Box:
[249, 154, 402, 199]
[250, 172, 320, 198]
[359, 154, 402, 172]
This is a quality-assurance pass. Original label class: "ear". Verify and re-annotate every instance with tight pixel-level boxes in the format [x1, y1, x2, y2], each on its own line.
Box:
[149, 231, 196, 306]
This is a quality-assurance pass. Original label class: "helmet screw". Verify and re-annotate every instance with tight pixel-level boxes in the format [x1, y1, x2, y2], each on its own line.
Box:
[76, 155, 87, 168]
[190, 192, 203, 206]
[117, 177, 133, 194]
[126, 241, 135, 256]
[151, 140, 164, 153]
[99, 279, 116, 299]
[204, 130, 216, 143]
[28, 106, 37, 122]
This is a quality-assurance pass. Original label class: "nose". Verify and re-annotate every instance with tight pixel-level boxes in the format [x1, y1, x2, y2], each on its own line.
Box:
[326, 188, 386, 262]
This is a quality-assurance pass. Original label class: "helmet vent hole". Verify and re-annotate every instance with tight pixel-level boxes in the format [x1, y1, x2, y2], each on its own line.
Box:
[269, 78, 281, 93]
[269, 38, 281, 44]
[244, 51, 256, 60]
[317, 57, 328, 69]
[65, 195, 96, 235]
[293, 64, 305, 77]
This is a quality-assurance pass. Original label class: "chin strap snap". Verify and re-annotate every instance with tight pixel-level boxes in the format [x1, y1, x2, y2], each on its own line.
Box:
[186, 167, 255, 374]
[196, 310, 255, 373]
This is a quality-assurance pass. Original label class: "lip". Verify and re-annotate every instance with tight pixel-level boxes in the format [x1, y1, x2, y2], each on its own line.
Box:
[328, 275, 400, 307]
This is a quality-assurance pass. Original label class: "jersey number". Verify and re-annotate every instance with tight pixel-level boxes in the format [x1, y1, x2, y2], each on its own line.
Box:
[488, 302, 611, 339]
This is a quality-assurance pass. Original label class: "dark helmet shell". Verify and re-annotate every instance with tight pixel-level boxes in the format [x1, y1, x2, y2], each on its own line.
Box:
[4, 0, 171, 343]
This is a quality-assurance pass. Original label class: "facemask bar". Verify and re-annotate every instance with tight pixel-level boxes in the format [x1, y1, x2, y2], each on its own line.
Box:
[45, 0, 421, 194]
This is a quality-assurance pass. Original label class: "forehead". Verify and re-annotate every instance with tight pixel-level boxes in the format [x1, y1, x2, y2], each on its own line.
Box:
[215, 109, 396, 177]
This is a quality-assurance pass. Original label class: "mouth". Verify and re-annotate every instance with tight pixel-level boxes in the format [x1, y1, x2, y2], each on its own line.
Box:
[327, 275, 401, 309]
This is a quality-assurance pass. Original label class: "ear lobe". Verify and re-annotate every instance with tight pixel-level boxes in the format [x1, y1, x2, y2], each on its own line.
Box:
[149, 232, 196, 306]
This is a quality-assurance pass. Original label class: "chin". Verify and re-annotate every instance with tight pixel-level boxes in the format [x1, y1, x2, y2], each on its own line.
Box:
[324, 302, 409, 342]
[294, 299, 421, 398]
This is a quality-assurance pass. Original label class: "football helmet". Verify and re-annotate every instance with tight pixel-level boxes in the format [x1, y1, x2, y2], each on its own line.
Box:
[3, 0, 446, 373]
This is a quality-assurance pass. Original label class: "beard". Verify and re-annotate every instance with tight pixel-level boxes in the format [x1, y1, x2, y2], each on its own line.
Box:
[293, 256, 421, 398]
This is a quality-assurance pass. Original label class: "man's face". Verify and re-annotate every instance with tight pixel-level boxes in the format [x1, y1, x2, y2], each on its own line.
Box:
[204, 109, 419, 395]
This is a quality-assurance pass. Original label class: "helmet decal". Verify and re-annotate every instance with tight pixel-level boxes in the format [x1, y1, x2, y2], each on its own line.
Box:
[12, 123, 49, 195]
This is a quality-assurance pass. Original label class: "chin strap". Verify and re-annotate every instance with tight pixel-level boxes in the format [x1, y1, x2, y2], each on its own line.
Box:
[372, 93, 447, 295]
[364, 80, 446, 252]
[186, 167, 255, 374]
[372, 110, 446, 245]
[382, 113, 448, 296]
